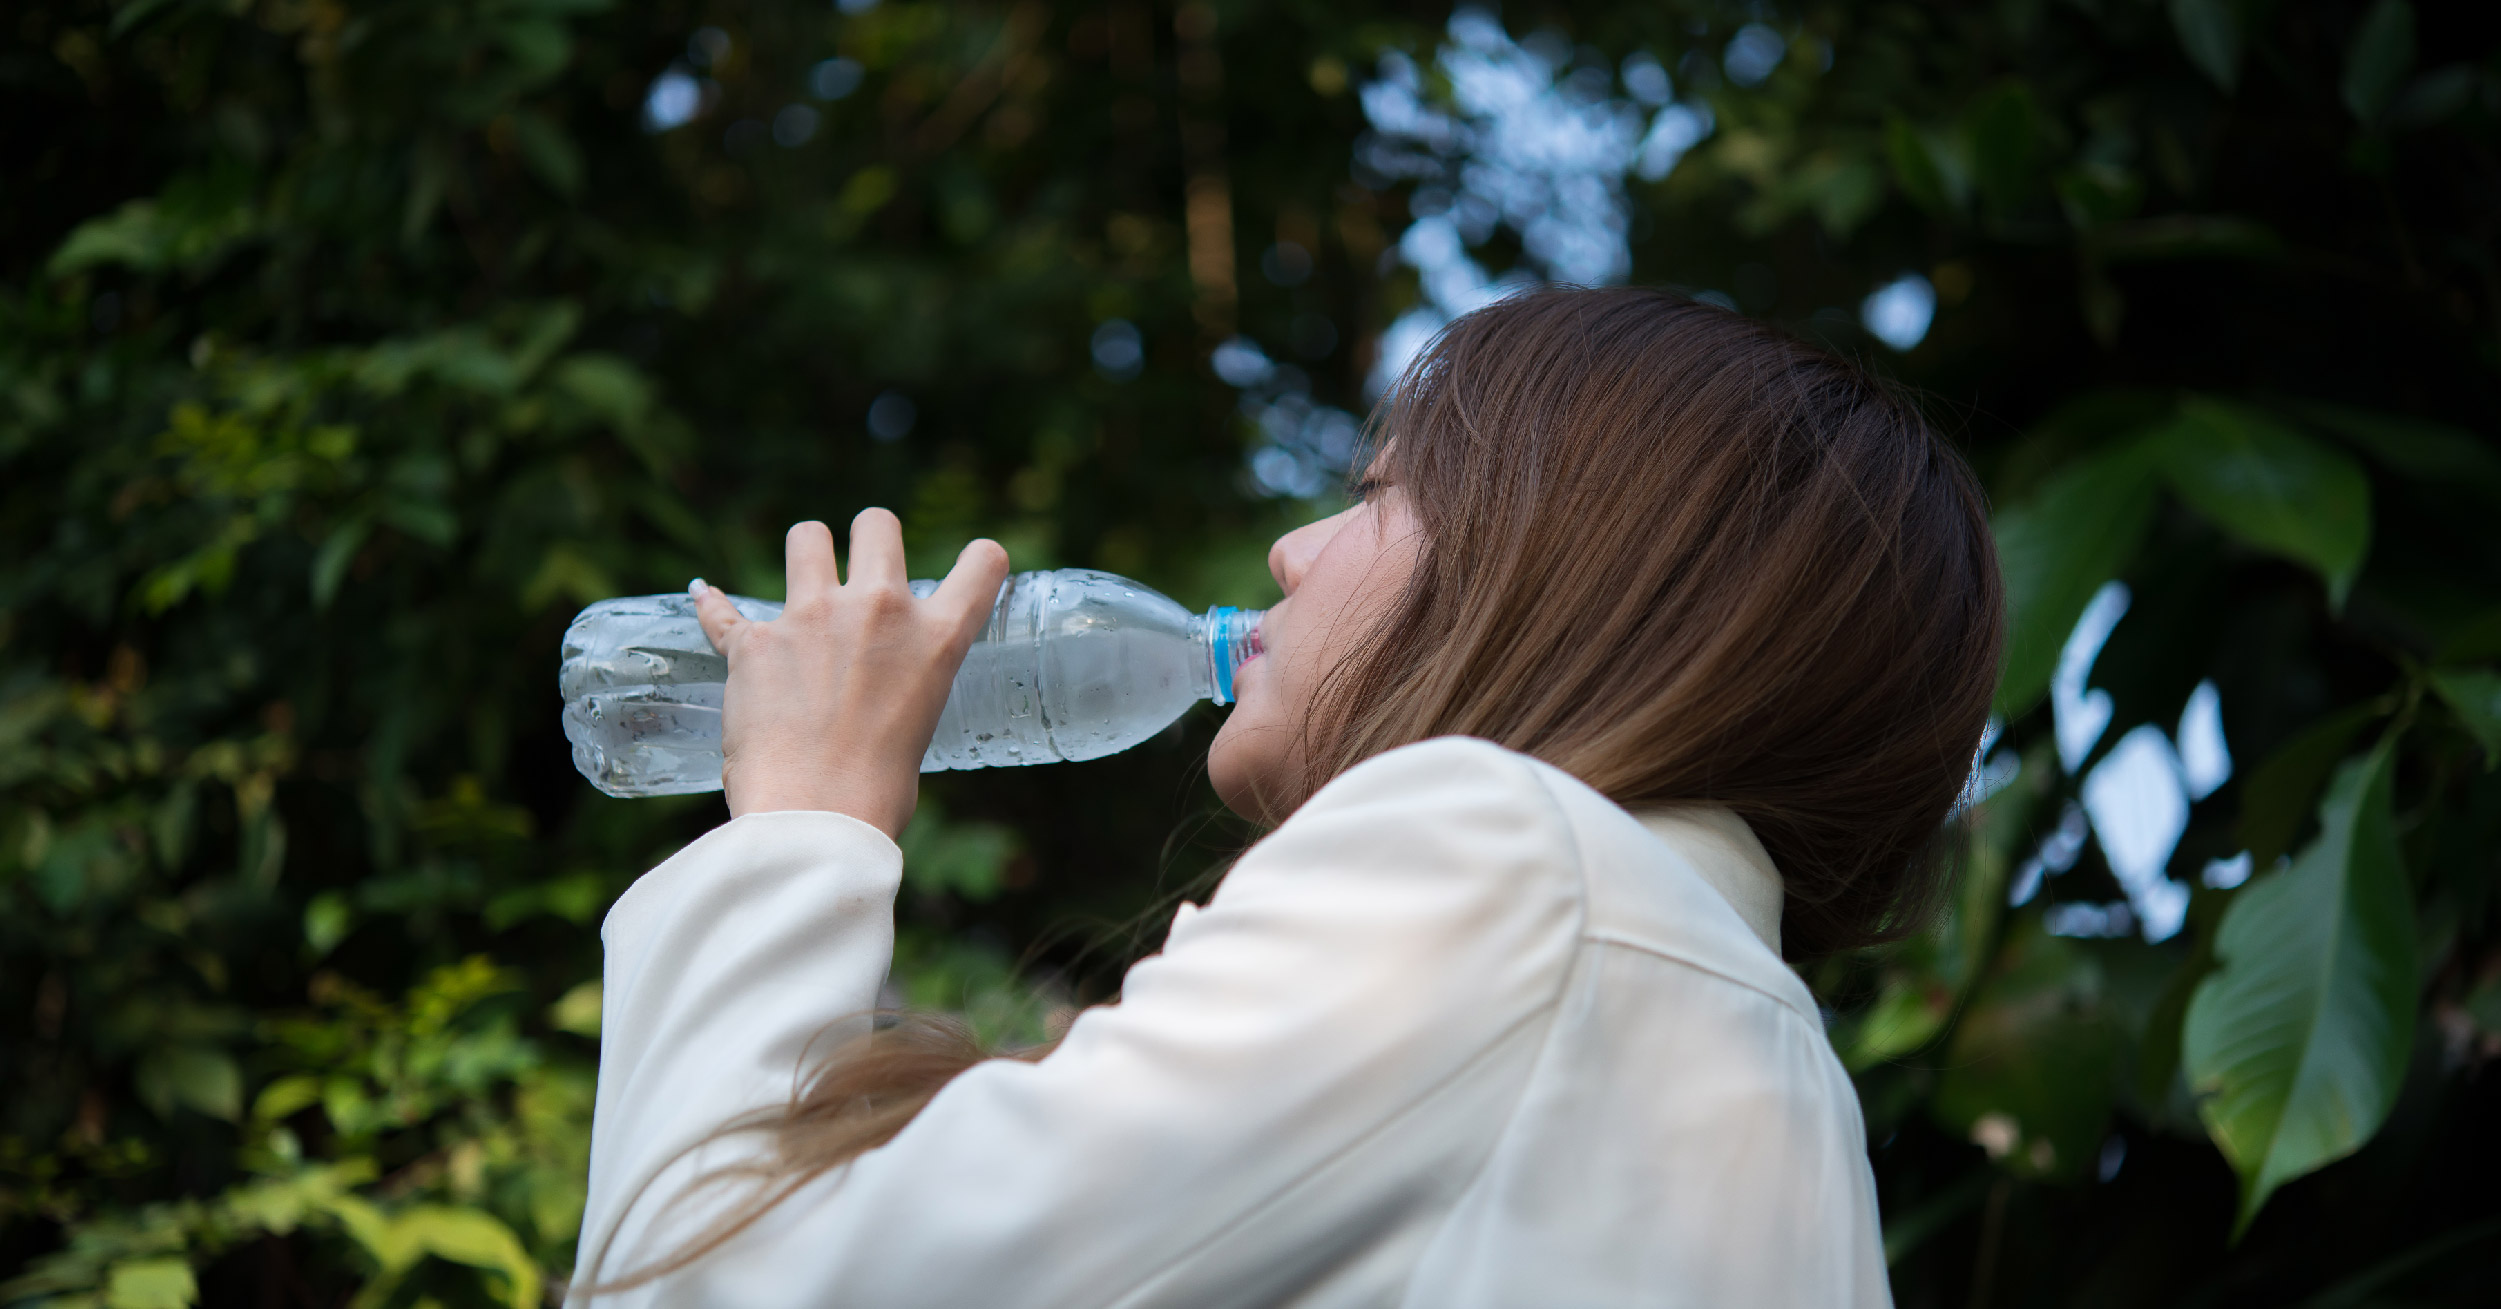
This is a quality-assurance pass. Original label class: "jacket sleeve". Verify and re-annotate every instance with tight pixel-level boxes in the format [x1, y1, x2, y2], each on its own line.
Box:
[573, 808, 904, 1296]
[571, 738, 1584, 1309]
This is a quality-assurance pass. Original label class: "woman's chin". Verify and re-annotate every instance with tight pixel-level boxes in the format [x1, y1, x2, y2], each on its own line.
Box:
[1207, 713, 1292, 825]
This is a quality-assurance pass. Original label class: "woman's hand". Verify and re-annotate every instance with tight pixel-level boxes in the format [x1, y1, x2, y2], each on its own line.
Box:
[693, 510, 1010, 836]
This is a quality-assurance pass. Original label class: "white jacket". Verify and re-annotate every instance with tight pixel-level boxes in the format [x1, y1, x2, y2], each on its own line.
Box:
[574, 736, 1891, 1306]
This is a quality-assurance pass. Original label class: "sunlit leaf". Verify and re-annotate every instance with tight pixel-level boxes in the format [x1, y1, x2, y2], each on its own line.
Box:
[2342, 0, 2419, 122]
[251, 1074, 323, 1124]
[2183, 742, 2415, 1237]
[304, 891, 353, 957]
[1841, 973, 1953, 1072]
[384, 1206, 544, 1309]
[135, 1045, 243, 1121]
[2429, 668, 2501, 767]
[1990, 443, 2161, 716]
[2153, 398, 2372, 609]
[103, 1257, 195, 1309]
[549, 980, 603, 1038]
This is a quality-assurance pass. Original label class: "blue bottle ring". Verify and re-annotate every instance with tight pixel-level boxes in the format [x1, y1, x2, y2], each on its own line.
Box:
[1208, 606, 1242, 706]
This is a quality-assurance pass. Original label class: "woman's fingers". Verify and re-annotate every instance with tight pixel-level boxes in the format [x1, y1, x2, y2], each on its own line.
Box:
[845, 508, 908, 590]
[691, 580, 747, 655]
[784, 520, 840, 602]
[931, 538, 1011, 649]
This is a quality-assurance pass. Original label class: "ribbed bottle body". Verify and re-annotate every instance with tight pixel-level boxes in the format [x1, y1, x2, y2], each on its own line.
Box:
[559, 570, 1258, 797]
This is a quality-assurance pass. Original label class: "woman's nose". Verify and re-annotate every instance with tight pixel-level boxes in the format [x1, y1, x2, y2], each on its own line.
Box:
[1267, 512, 1340, 597]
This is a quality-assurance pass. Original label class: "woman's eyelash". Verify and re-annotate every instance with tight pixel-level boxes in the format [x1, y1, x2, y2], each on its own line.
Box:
[1350, 477, 1382, 500]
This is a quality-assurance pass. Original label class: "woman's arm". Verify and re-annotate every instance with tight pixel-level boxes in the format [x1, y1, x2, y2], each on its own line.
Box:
[575, 809, 902, 1290]
[577, 737, 1584, 1308]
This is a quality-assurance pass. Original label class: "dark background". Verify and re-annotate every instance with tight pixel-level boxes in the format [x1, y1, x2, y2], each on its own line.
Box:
[3, 0, 2498, 1304]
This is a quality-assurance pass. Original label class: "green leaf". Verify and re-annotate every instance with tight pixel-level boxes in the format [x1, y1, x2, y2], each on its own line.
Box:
[2170, 0, 2243, 91]
[1881, 1172, 1994, 1267]
[521, 543, 619, 613]
[304, 891, 353, 957]
[2240, 701, 2387, 868]
[2342, 0, 2418, 122]
[1932, 918, 2121, 1180]
[380, 500, 460, 548]
[2089, 214, 2283, 264]
[2428, 668, 2501, 767]
[497, 19, 573, 85]
[1963, 81, 2043, 214]
[549, 980, 603, 1037]
[1990, 443, 2161, 716]
[47, 175, 259, 278]
[2294, 401, 2501, 506]
[2137, 921, 2218, 1106]
[2183, 741, 2416, 1237]
[311, 517, 371, 608]
[104, 1257, 196, 1309]
[109, 0, 188, 37]
[900, 803, 1020, 902]
[1841, 972, 1953, 1072]
[135, 1045, 243, 1121]
[251, 1073, 323, 1124]
[2054, 164, 2145, 229]
[1880, 116, 1960, 213]
[553, 353, 654, 434]
[2385, 65, 2478, 129]
[2153, 398, 2372, 610]
[400, 1206, 544, 1309]
[508, 111, 584, 198]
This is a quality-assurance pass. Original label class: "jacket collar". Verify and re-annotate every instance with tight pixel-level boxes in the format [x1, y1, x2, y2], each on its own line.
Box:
[1630, 806, 1784, 956]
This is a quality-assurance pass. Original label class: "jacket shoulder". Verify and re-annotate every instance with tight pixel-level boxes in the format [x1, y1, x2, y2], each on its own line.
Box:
[1506, 753, 1823, 1022]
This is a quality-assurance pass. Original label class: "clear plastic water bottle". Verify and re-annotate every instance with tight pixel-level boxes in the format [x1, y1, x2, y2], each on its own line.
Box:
[559, 569, 1266, 798]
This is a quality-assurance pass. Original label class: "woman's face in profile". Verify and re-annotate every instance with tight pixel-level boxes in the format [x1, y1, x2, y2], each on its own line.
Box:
[1209, 471, 1423, 823]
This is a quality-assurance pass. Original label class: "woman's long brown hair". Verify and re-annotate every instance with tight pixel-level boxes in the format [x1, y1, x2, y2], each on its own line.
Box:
[576, 286, 2003, 1296]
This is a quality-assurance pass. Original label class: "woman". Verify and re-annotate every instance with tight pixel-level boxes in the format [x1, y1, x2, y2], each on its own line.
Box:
[572, 287, 2002, 1306]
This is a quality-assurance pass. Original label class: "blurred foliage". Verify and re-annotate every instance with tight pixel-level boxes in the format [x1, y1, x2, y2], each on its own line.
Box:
[1, 0, 2496, 1304]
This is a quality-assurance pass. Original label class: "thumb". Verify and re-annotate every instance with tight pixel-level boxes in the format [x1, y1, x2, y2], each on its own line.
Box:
[690, 579, 748, 656]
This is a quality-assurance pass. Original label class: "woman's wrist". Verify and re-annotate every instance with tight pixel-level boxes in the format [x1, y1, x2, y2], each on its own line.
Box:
[724, 761, 915, 836]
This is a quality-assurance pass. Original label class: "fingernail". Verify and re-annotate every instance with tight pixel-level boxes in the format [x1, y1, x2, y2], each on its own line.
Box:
[687, 578, 708, 596]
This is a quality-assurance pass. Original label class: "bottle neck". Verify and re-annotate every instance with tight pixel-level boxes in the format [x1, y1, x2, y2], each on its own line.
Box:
[1195, 606, 1266, 706]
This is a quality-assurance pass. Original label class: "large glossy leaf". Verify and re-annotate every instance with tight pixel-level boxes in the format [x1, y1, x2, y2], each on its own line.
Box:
[2296, 401, 2501, 506]
[1991, 444, 2161, 716]
[2183, 742, 2415, 1236]
[2153, 398, 2373, 610]
[2238, 701, 2388, 868]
